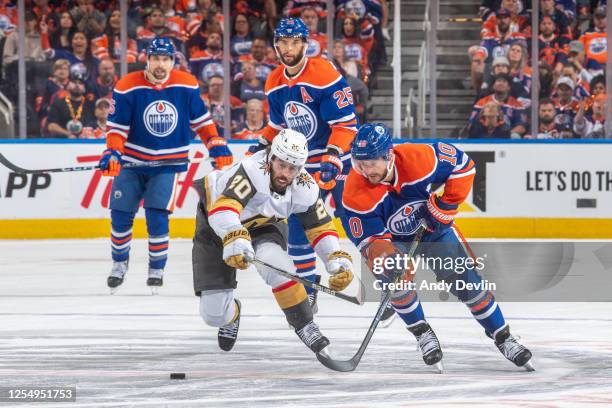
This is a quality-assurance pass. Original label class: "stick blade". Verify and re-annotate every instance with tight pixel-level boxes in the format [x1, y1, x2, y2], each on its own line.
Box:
[316, 350, 358, 372]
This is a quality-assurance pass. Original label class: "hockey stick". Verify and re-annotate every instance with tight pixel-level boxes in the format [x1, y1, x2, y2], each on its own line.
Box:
[251, 258, 364, 305]
[316, 224, 427, 372]
[0, 153, 211, 174]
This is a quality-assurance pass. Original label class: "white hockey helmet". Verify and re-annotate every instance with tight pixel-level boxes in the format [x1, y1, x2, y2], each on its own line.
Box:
[269, 129, 309, 167]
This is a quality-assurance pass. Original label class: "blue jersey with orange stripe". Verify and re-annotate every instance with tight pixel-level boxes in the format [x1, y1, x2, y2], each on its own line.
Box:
[106, 69, 218, 173]
[342, 142, 476, 248]
[264, 57, 358, 172]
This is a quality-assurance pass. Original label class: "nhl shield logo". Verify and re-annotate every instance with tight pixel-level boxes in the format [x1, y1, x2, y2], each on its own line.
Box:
[284, 102, 317, 140]
[143, 100, 178, 137]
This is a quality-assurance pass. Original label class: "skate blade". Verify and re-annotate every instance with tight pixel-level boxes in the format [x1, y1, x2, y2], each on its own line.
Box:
[109, 284, 122, 295]
[433, 361, 444, 374]
[150, 286, 159, 295]
[523, 360, 535, 372]
[380, 313, 396, 328]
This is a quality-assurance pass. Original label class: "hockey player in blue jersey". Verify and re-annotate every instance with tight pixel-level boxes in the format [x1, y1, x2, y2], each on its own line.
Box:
[98, 37, 233, 294]
[249, 18, 359, 312]
[342, 123, 534, 372]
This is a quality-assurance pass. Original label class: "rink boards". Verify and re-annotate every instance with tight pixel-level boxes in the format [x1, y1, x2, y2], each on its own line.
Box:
[1, 139, 612, 239]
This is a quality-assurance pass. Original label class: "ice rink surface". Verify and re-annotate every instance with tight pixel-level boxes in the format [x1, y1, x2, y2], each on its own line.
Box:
[1, 238, 611, 407]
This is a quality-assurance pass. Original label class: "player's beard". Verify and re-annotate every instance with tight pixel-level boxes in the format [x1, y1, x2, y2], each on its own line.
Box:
[145, 62, 172, 85]
[276, 43, 307, 69]
[270, 174, 291, 194]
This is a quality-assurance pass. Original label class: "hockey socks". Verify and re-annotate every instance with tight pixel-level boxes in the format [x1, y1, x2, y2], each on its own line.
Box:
[145, 208, 170, 271]
[273, 281, 329, 353]
[110, 209, 135, 262]
[465, 291, 506, 335]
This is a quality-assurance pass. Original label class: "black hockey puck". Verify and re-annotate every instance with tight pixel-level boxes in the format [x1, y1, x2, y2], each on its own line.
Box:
[170, 373, 186, 380]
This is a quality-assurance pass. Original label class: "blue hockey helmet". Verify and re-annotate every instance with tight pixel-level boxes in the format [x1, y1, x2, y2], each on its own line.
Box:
[146, 37, 175, 58]
[273, 18, 309, 42]
[351, 123, 393, 161]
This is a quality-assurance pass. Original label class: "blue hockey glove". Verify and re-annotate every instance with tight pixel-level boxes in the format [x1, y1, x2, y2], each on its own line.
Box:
[98, 149, 122, 177]
[207, 137, 233, 169]
[315, 150, 342, 190]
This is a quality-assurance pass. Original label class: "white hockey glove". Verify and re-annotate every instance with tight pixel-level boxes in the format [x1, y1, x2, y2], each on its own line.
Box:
[326, 250, 354, 291]
[222, 228, 255, 270]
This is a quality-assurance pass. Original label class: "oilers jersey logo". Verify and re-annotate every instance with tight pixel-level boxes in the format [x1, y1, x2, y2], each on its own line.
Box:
[143, 101, 178, 137]
[588, 37, 606, 55]
[387, 201, 426, 235]
[284, 102, 317, 140]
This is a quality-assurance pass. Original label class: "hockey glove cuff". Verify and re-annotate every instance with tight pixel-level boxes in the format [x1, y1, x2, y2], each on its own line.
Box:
[207, 137, 233, 169]
[425, 195, 459, 232]
[222, 228, 255, 270]
[99, 149, 122, 177]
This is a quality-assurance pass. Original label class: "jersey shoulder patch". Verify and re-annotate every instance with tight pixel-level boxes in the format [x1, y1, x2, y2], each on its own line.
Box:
[393, 144, 437, 186]
[342, 169, 388, 213]
[291, 171, 320, 207]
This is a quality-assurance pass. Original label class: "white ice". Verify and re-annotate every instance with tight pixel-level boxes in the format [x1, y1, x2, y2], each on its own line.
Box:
[1, 239, 611, 407]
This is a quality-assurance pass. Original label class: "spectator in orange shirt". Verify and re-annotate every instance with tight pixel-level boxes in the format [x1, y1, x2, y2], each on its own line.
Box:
[91, 9, 138, 64]
[233, 99, 266, 140]
[578, 6, 607, 73]
[339, 18, 371, 79]
[185, 0, 224, 37]
[159, 0, 187, 41]
[300, 7, 327, 58]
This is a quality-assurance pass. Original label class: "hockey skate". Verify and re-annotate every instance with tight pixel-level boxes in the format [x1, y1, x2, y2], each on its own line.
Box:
[107, 260, 128, 294]
[147, 268, 164, 295]
[491, 326, 534, 371]
[408, 322, 444, 373]
[295, 320, 330, 354]
[218, 299, 241, 352]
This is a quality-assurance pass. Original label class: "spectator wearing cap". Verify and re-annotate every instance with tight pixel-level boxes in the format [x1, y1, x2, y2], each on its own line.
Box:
[480, 1, 530, 40]
[526, 98, 576, 139]
[469, 7, 527, 90]
[70, 0, 106, 39]
[557, 63, 590, 100]
[537, 16, 570, 75]
[91, 58, 116, 100]
[231, 61, 265, 102]
[574, 93, 607, 138]
[578, 6, 607, 72]
[566, 40, 597, 85]
[91, 9, 138, 64]
[36, 58, 70, 128]
[300, 7, 327, 58]
[200, 74, 245, 135]
[232, 99, 266, 140]
[189, 30, 226, 86]
[81, 97, 111, 139]
[468, 100, 512, 138]
[553, 76, 580, 129]
[478, 56, 510, 99]
[230, 13, 253, 57]
[46, 69, 96, 138]
[469, 73, 528, 138]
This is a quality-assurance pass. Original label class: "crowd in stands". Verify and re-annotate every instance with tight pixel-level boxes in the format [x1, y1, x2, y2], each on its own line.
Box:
[467, 0, 608, 139]
[0, 0, 390, 139]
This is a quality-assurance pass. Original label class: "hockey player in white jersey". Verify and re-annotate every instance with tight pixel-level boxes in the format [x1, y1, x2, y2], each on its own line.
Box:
[191, 129, 354, 354]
